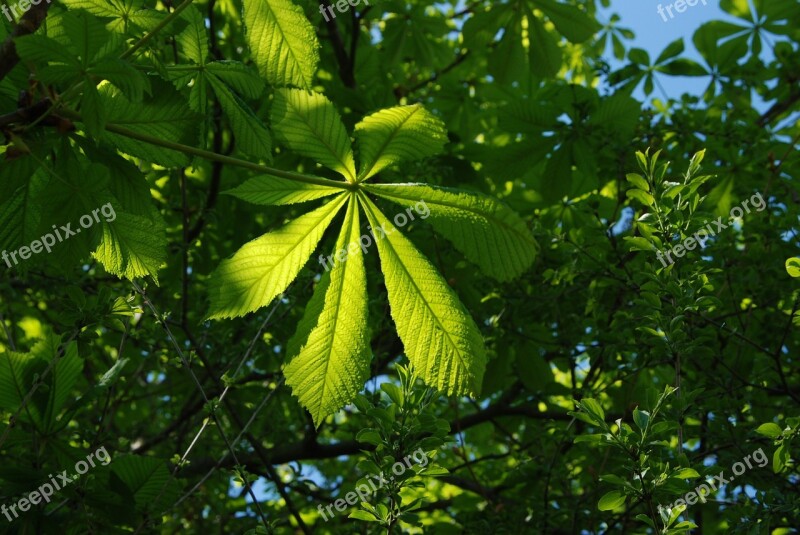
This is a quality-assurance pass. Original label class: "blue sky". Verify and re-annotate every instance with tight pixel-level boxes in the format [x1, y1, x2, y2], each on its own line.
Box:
[598, 1, 756, 103]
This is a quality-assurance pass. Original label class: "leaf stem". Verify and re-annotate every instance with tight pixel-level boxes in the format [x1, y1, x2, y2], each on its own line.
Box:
[60, 108, 356, 190]
[121, 0, 196, 60]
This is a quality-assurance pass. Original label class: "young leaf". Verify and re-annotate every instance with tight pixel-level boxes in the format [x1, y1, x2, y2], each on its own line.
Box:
[755, 422, 783, 438]
[785, 258, 800, 278]
[206, 194, 348, 319]
[365, 183, 537, 281]
[284, 197, 370, 425]
[271, 89, 356, 181]
[243, 0, 320, 88]
[597, 490, 626, 511]
[632, 408, 650, 432]
[359, 194, 486, 397]
[224, 176, 342, 206]
[355, 104, 448, 181]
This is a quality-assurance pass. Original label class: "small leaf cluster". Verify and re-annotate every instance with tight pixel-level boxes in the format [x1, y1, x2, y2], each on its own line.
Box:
[756, 418, 799, 474]
[570, 386, 703, 534]
[348, 365, 450, 530]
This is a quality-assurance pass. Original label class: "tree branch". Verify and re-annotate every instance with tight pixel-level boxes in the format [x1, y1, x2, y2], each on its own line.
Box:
[0, 0, 52, 83]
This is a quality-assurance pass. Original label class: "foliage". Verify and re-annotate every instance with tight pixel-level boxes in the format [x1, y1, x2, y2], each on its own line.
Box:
[1, 0, 799, 533]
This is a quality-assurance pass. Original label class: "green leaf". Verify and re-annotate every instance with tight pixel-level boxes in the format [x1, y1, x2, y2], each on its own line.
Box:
[629, 48, 650, 65]
[355, 429, 383, 447]
[635, 514, 656, 529]
[284, 197, 371, 426]
[525, 7, 562, 78]
[355, 104, 448, 181]
[785, 258, 800, 278]
[98, 83, 197, 167]
[111, 455, 180, 512]
[62, 10, 122, 66]
[531, 0, 600, 43]
[349, 510, 380, 522]
[773, 443, 789, 473]
[87, 59, 149, 102]
[657, 59, 708, 77]
[243, 0, 320, 88]
[61, 0, 120, 18]
[207, 74, 272, 160]
[0, 164, 44, 255]
[206, 194, 348, 319]
[623, 236, 654, 252]
[205, 61, 265, 99]
[365, 183, 537, 281]
[176, 5, 208, 65]
[93, 209, 167, 283]
[626, 173, 649, 191]
[673, 468, 700, 479]
[632, 408, 650, 431]
[81, 83, 107, 137]
[597, 490, 626, 511]
[271, 89, 356, 181]
[224, 176, 342, 206]
[0, 333, 77, 430]
[42, 339, 82, 431]
[656, 38, 685, 63]
[359, 194, 486, 397]
[626, 189, 655, 207]
[0, 349, 40, 414]
[579, 398, 605, 421]
[756, 422, 783, 438]
[574, 434, 604, 443]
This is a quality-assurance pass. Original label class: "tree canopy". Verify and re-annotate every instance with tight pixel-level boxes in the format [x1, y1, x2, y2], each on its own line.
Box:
[0, 0, 799, 533]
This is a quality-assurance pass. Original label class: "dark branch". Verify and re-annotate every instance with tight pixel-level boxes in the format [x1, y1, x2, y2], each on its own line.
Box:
[0, 1, 53, 83]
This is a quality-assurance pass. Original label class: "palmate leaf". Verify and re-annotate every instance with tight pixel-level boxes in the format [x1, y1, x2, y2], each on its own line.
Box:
[355, 104, 448, 181]
[110, 456, 180, 512]
[243, 0, 319, 88]
[284, 196, 370, 425]
[359, 194, 486, 396]
[224, 176, 342, 206]
[0, 334, 80, 430]
[206, 194, 348, 319]
[365, 183, 537, 281]
[271, 89, 356, 182]
[60, 0, 162, 34]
